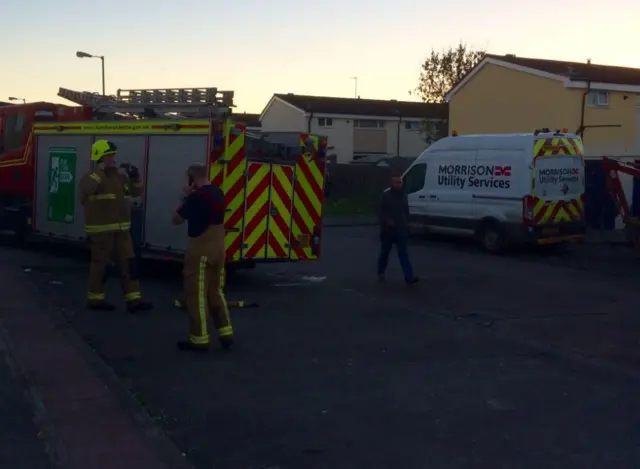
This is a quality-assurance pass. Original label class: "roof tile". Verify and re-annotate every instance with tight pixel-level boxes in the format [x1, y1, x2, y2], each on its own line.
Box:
[274, 94, 448, 119]
[488, 54, 640, 85]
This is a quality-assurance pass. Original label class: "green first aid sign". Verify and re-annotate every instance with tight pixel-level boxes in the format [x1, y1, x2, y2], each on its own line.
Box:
[47, 147, 77, 224]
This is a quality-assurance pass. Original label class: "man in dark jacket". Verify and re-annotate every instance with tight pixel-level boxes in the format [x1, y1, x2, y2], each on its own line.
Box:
[377, 177, 419, 284]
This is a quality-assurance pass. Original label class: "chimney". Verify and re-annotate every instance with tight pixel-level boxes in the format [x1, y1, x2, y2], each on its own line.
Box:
[505, 54, 516, 58]
[587, 58, 591, 64]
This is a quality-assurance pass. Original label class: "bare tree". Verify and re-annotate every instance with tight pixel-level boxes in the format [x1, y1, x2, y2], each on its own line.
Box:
[412, 42, 486, 103]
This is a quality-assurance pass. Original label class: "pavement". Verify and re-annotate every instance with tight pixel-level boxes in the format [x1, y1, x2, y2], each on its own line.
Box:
[2, 227, 640, 469]
[0, 348, 53, 469]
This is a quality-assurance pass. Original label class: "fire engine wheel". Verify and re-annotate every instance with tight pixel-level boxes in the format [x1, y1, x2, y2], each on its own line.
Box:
[477, 220, 506, 253]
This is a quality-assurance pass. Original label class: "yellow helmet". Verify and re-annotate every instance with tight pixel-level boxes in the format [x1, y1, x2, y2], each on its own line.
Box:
[90, 139, 118, 161]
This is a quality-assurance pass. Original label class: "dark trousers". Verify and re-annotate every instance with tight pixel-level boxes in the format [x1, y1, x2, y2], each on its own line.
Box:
[377, 231, 414, 280]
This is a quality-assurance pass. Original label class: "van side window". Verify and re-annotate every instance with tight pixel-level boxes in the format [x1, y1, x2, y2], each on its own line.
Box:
[2, 111, 27, 152]
[403, 163, 427, 194]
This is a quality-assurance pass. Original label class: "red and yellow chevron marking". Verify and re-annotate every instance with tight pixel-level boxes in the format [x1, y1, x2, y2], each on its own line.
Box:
[532, 194, 585, 224]
[266, 165, 294, 259]
[534, 137, 583, 158]
[208, 120, 225, 187]
[290, 134, 326, 260]
[242, 162, 270, 259]
[531, 136, 585, 224]
[221, 122, 247, 262]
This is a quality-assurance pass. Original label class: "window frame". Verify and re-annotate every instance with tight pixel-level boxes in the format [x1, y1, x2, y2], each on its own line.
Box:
[404, 120, 422, 131]
[402, 163, 427, 194]
[588, 91, 609, 107]
[2, 111, 26, 152]
[354, 119, 385, 129]
[318, 117, 333, 127]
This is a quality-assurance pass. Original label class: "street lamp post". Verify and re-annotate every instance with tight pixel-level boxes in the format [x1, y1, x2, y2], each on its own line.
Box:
[76, 51, 105, 95]
[8, 97, 26, 104]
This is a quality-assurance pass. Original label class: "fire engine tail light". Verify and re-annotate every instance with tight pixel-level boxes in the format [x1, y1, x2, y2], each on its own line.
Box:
[522, 195, 535, 225]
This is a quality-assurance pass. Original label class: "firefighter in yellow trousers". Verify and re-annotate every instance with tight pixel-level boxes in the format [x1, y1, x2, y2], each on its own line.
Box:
[78, 139, 153, 313]
[172, 163, 233, 352]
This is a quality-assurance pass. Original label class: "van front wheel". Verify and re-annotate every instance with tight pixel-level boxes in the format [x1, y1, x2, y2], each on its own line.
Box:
[477, 221, 506, 253]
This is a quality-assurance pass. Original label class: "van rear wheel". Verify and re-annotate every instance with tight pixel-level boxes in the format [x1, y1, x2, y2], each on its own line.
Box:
[477, 221, 506, 253]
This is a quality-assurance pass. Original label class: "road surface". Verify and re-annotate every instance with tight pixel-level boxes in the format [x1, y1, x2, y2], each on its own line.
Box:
[5, 227, 640, 469]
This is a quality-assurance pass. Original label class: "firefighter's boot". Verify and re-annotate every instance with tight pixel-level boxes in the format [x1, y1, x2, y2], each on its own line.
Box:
[126, 300, 154, 313]
[219, 335, 234, 350]
[87, 300, 116, 311]
[176, 340, 209, 353]
[173, 298, 186, 310]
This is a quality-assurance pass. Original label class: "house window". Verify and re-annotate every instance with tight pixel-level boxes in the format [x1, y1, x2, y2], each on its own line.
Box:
[588, 91, 609, 107]
[354, 119, 385, 129]
[318, 118, 333, 127]
[404, 121, 422, 131]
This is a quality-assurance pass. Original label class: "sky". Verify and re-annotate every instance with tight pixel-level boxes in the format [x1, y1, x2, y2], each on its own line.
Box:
[2, 0, 639, 113]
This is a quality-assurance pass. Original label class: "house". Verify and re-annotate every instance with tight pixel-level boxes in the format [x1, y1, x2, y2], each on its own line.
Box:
[446, 54, 640, 231]
[446, 54, 640, 158]
[259, 94, 448, 164]
[232, 112, 261, 132]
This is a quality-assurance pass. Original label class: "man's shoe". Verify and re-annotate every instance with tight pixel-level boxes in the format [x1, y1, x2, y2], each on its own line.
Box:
[377, 273, 385, 282]
[219, 336, 234, 350]
[86, 301, 116, 311]
[127, 300, 153, 313]
[173, 298, 185, 310]
[406, 276, 419, 285]
[176, 341, 209, 352]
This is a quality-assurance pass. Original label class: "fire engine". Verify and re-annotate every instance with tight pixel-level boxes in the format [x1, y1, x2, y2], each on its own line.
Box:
[602, 157, 640, 247]
[0, 87, 328, 268]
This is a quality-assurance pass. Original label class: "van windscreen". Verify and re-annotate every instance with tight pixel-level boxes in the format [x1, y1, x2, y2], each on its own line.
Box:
[534, 155, 583, 199]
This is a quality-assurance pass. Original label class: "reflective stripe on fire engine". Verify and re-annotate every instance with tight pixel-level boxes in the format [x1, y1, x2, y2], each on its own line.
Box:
[33, 120, 210, 135]
[267, 165, 294, 259]
[85, 222, 132, 233]
[89, 173, 102, 183]
[242, 162, 270, 259]
[221, 122, 247, 262]
[290, 134, 326, 260]
[88, 193, 116, 201]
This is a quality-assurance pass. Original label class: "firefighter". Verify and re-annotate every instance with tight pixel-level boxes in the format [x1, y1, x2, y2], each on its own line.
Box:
[172, 163, 233, 352]
[78, 139, 153, 313]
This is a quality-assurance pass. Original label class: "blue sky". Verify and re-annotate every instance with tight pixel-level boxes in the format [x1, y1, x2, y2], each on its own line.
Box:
[2, 0, 639, 113]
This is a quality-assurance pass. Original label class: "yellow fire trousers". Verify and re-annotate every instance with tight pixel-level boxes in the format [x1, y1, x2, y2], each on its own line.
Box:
[183, 226, 232, 345]
[87, 231, 141, 304]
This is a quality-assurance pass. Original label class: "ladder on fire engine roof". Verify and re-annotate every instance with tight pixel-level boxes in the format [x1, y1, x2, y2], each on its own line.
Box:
[57, 87, 234, 119]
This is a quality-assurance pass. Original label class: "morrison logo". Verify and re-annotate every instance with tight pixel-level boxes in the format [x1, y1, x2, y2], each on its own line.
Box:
[438, 164, 512, 189]
[538, 167, 580, 185]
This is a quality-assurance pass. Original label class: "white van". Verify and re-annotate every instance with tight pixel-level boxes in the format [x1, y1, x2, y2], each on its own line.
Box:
[401, 130, 586, 251]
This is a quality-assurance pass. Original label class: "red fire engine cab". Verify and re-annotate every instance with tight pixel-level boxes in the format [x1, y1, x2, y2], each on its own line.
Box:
[0, 101, 91, 240]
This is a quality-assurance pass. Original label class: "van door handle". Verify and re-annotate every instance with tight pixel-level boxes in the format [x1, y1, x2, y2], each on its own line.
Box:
[429, 195, 437, 199]
[418, 195, 425, 199]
